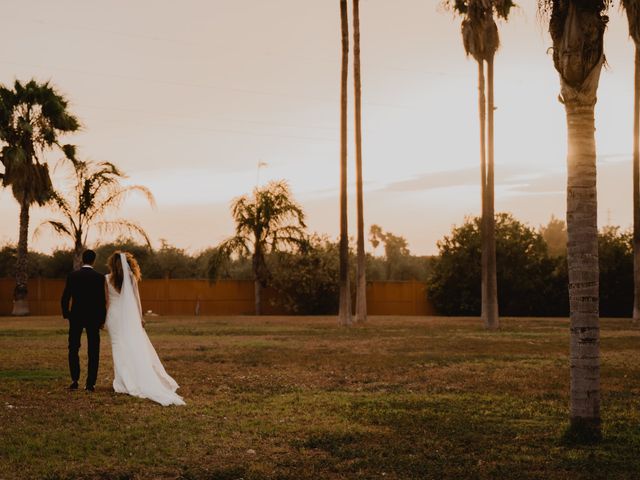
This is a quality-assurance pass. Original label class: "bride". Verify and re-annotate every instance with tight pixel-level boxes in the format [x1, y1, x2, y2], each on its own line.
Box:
[105, 251, 185, 406]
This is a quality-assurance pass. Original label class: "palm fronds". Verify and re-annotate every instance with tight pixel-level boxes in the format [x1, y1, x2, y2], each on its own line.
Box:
[444, 0, 516, 61]
[0, 79, 79, 205]
[37, 159, 155, 264]
[95, 219, 152, 247]
[539, 0, 610, 97]
[34, 220, 72, 240]
[215, 180, 307, 287]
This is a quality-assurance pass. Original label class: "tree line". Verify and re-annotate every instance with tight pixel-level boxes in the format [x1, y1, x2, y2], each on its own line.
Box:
[428, 214, 634, 318]
[2, 212, 635, 318]
[0, 230, 429, 316]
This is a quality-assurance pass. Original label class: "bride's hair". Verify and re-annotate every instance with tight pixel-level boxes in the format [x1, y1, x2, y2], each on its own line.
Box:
[107, 251, 142, 292]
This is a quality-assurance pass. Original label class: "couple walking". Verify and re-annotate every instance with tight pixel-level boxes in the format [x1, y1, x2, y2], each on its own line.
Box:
[61, 249, 185, 406]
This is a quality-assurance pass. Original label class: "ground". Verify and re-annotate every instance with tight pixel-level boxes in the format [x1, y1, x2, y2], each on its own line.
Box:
[0, 315, 638, 480]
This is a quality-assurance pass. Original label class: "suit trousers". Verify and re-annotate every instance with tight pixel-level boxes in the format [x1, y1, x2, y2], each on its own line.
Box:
[68, 319, 100, 387]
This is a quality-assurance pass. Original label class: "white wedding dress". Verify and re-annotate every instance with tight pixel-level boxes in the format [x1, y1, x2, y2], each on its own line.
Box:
[105, 253, 185, 406]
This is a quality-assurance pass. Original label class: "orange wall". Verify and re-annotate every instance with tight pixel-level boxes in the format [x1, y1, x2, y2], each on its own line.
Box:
[0, 278, 435, 316]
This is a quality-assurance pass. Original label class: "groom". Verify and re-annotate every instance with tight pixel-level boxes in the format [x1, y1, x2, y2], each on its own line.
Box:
[61, 249, 106, 392]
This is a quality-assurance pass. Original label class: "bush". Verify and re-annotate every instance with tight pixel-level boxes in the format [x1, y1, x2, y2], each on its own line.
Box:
[428, 214, 565, 316]
[40, 249, 75, 278]
[269, 235, 341, 314]
[0, 245, 50, 278]
[598, 227, 633, 317]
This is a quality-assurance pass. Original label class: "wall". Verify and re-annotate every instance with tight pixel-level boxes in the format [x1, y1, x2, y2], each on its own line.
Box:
[0, 278, 435, 316]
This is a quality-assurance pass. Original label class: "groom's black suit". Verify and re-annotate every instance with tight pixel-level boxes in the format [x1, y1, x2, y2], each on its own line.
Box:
[61, 266, 107, 388]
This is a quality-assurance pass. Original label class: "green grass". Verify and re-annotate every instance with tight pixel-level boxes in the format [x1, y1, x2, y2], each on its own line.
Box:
[0, 369, 64, 381]
[0, 315, 638, 479]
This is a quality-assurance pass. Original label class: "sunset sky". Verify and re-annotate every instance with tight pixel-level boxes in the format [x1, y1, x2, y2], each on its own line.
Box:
[0, 0, 634, 256]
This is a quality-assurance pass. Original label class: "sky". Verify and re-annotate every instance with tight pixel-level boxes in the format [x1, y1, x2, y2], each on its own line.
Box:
[0, 0, 635, 256]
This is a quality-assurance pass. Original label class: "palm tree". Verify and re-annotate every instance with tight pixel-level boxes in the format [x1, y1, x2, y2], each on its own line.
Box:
[447, 0, 514, 330]
[353, 0, 367, 324]
[0, 79, 79, 316]
[622, 0, 640, 324]
[339, 0, 352, 326]
[218, 180, 306, 315]
[540, 0, 610, 442]
[36, 160, 155, 269]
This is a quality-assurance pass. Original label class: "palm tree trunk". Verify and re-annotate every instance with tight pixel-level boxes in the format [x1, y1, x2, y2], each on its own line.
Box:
[565, 100, 601, 439]
[73, 235, 83, 271]
[254, 279, 262, 316]
[353, 0, 366, 324]
[484, 56, 499, 330]
[338, 0, 352, 326]
[477, 60, 489, 324]
[633, 45, 640, 324]
[547, 0, 605, 443]
[12, 196, 30, 316]
[73, 251, 83, 270]
[253, 252, 262, 316]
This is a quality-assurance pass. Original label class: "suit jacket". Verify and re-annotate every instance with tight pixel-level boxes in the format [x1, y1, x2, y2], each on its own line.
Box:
[61, 266, 107, 325]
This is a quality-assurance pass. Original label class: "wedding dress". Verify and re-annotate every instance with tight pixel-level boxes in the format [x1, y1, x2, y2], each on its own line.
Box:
[105, 253, 185, 406]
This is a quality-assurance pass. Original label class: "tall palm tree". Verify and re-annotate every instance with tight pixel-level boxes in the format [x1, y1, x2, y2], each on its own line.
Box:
[540, 0, 610, 442]
[353, 0, 367, 324]
[622, 0, 640, 324]
[0, 79, 79, 316]
[36, 160, 155, 269]
[447, 0, 514, 330]
[218, 180, 307, 315]
[339, 0, 352, 326]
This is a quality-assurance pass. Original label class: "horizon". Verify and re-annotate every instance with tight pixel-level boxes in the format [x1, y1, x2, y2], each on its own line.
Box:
[0, 1, 636, 256]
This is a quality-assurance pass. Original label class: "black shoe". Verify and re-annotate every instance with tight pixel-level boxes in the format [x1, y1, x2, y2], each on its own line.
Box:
[85, 385, 95, 392]
[69, 382, 79, 390]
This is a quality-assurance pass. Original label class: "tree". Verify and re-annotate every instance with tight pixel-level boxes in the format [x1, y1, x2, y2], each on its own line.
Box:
[369, 224, 411, 279]
[0, 79, 79, 315]
[0, 244, 49, 279]
[368, 224, 383, 253]
[598, 227, 633, 317]
[539, 0, 609, 442]
[205, 247, 253, 282]
[353, 0, 367, 324]
[41, 249, 75, 278]
[339, 0, 352, 326]
[428, 214, 565, 316]
[540, 215, 568, 257]
[36, 160, 155, 269]
[217, 180, 307, 315]
[621, 0, 640, 324]
[270, 234, 341, 315]
[147, 240, 197, 279]
[446, 0, 515, 330]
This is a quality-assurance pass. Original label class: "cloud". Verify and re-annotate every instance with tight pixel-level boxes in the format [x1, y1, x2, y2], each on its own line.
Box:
[599, 153, 631, 164]
[504, 172, 564, 195]
[382, 164, 535, 193]
[383, 166, 479, 192]
[504, 154, 631, 195]
[379, 151, 628, 196]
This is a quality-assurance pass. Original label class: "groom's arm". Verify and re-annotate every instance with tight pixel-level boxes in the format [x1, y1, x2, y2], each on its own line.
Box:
[61, 274, 72, 319]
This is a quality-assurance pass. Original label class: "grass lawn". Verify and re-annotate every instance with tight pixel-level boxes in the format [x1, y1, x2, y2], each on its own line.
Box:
[0, 315, 638, 479]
